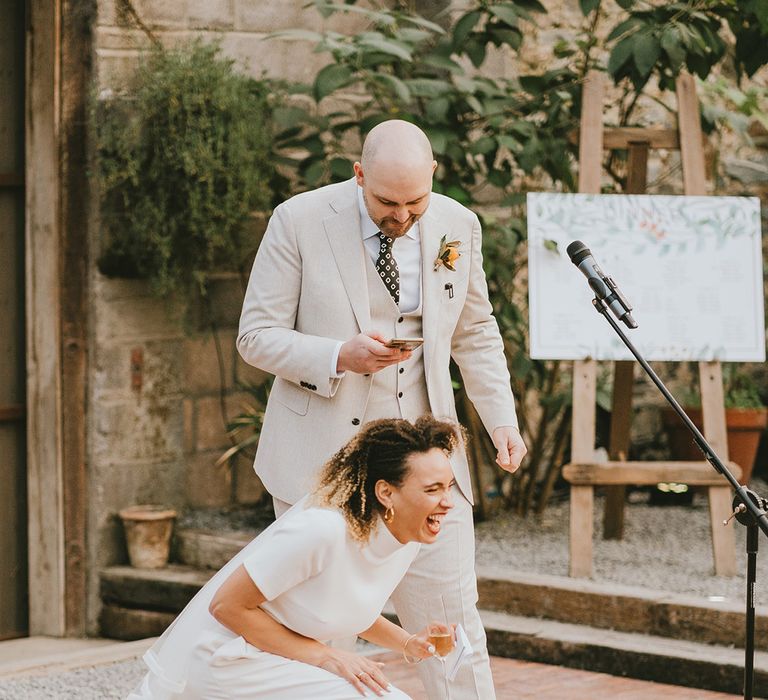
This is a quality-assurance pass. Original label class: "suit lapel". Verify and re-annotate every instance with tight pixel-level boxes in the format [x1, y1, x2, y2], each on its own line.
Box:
[420, 210, 442, 381]
[325, 181, 371, 333]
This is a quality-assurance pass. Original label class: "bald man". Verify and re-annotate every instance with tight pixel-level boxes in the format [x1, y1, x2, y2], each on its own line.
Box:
[237, 119, 526, 699]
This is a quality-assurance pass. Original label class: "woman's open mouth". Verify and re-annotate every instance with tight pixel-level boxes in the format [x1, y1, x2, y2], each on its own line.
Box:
[426, 513, 444, 535]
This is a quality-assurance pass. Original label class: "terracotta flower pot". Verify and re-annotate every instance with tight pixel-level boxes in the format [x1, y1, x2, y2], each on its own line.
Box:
[119, 505, 177, 569]
[661, 407, 768, 485]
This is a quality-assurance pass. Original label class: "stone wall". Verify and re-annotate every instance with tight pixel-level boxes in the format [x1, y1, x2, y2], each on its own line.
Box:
[85, 0, 768, 631]
[87, 0, 369, 634]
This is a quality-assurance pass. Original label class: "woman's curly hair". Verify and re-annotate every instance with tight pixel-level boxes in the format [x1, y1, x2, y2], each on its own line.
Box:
[314, 416, 461, 541]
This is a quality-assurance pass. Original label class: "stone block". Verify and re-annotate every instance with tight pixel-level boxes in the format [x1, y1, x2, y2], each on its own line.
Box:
[234, 352, 271, 388]
[100, 565, 211, 612]
[100, 604, 176, 641]
[94, 26, 154, 51]
[93, 396, 184, 465]
[92, 275, 152, 303]
[132, 0, 189, 29]
[234, 454, 266, 504]
[95, 291, 185, 344]
[176, 529, 252, 570]
[188, 0, 234, 30]
[235, 1, 314, 32]
[220, 32, 325, 83]
[194, 395, 231, 452]
[186, 450, 232, 507]
[188, 274, 245, 332]
[233, 0, 368, 34]
[95, 50, 144, 91]
[183, 331, 236, 395]
[183, 398, 195, 455]
[92, 461, 188, 521]
[97, 0, 119, 27]
[193, 389, 254, 452]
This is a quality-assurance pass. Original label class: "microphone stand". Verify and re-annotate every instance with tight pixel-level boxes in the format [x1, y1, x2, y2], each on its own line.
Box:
[589, 294, 768, 700]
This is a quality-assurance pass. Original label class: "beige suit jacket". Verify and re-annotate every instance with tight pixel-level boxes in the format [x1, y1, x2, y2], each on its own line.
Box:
[237, 178, 517, 504]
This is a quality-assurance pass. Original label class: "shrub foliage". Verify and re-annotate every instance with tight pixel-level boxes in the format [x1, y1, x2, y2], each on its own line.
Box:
[95, 41, 276, 295]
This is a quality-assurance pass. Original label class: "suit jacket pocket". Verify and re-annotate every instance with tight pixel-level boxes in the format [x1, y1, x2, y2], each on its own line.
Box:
[272, 378, 311, 416]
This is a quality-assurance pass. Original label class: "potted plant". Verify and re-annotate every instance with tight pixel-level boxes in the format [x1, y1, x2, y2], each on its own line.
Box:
[662, 365, 767, 485]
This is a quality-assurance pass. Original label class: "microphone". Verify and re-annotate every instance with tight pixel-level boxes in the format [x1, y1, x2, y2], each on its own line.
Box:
[566, 240, 638, 329]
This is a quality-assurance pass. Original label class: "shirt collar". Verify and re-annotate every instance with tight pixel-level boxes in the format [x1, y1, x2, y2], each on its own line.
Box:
[357, 186, 421, 242]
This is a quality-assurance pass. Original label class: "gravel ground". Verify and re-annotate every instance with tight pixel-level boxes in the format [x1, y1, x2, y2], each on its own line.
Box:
[5, 479, 767, 697]
[475, 479, 768, 601]
[0, 659, 146, 699]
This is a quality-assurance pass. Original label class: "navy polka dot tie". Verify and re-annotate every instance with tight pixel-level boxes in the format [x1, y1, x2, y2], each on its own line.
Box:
[375, 232, 400, 305]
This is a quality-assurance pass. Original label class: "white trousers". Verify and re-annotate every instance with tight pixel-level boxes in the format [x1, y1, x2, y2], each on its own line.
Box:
[273, 486, 495, 700]
[180, 631, 413, 699]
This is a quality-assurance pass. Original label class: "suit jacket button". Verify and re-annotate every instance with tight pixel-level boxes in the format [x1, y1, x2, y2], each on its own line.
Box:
[398, 392, 403, 398]
[351, 418, 360, 426]
[310, 384, 317, 391]
[399, 368, 404, 374]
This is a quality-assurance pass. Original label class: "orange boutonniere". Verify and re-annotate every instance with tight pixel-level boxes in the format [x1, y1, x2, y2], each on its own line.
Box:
[434, 235, 461, 271]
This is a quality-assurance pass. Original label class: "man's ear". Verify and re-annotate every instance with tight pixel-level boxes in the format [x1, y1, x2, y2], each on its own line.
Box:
[353, 161, 364, 186]
[374, 479, 393, 508]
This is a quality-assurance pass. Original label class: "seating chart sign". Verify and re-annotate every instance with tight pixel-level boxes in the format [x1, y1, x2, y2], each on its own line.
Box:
[527, 193, 765, 361]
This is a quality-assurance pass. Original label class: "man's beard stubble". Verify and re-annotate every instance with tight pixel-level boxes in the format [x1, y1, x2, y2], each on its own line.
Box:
[362, 190, 422, 239]
[378, 214, 420, 238]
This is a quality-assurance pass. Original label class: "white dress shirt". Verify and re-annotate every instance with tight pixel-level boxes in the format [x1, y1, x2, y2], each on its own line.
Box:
[356, 186, 422, 314]
[329, 188, 426, 377]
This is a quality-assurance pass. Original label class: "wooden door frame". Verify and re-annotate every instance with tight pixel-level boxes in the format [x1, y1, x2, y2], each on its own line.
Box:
[26, 0, 90, 636]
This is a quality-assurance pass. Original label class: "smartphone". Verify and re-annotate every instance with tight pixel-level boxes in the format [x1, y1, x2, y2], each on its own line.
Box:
[384, 337, 424, 351]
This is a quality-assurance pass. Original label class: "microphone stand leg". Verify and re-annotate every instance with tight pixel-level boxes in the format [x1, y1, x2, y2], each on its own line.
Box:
[744, 524, 757, 700]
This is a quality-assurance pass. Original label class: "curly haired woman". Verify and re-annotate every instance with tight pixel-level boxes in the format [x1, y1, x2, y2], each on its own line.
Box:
[129, 416, 459, 699]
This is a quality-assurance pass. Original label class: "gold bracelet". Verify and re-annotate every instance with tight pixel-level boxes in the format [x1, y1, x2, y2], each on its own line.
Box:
[402, 634, 423, 665]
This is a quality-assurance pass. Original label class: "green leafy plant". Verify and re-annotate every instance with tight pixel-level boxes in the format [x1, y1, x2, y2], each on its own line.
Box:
[225, 0, 768, 513]
[217, 379, 274, 467]
[678, 363, 766, 409]
[94, 41, 278, 296]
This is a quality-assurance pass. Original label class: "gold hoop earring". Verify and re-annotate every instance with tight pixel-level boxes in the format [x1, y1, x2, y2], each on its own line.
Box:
[383, 506, 395, 523]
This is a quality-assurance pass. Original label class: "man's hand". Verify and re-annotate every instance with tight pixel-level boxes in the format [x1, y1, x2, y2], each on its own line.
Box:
[337, 331, 411, 375]
[492, 426, 527, 473]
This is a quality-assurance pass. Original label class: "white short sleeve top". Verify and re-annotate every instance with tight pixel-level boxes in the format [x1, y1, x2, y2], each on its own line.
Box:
[243, 499, 420, 641]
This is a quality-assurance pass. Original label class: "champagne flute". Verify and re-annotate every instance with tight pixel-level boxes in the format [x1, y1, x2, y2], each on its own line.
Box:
[427, 595, 454, 699]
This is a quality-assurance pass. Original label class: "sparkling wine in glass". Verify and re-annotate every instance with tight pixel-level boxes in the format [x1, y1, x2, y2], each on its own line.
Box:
[428, 628, 454, 657]
[427, 596, 454, 698]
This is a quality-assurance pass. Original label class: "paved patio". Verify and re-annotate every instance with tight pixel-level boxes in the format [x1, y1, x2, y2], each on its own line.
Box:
[371, 651, 746, 699]
[0, 637, 753, 698]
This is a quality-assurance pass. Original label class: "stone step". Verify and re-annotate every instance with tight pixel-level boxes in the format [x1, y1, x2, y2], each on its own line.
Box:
[100, 565, 211, 614]
[100, 565, 212, 640]
[98, 563, 768, 695]
[481, 609, 768, 697]
[172, 527, 768, 651]
[175, 527, 252, 570]
[477, 566, 768, 652]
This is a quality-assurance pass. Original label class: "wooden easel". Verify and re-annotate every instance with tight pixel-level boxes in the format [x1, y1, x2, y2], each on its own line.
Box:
[562, 70, 742, 579]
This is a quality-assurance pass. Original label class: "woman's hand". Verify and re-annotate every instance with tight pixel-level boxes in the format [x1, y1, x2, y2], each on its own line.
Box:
[316, 647, 391, 697]
[404, 625, 452, 661]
